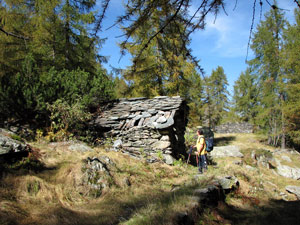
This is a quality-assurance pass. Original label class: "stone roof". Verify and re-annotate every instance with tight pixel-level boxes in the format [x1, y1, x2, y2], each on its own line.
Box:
[94, 96, 185, 131]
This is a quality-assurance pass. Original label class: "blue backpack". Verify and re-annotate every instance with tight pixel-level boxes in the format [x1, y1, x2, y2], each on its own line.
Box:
[205, 137, 214, 152]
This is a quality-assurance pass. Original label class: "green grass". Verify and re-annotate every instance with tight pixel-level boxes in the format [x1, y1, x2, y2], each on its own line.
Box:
[1, 133, 300, 225]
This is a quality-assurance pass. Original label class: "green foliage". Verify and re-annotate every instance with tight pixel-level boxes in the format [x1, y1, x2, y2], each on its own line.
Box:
[10, 134, 23, 142]
[47, 98, 91, 132]
[282, 9, 300, 146]
[233, 68, 259, 123]
[121, 0, 197, 98]
[0, 0, 114, 125]
[27, 180, 41, 196]
[247, 5, 287, 147]
[202, 66, 230, 129]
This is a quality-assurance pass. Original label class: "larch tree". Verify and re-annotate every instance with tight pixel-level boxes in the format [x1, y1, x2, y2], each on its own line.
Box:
[282, 8, 300, 146]
[121, 0, 197, 98]
[202, 66, 229, 129]
[248, 5, 287, 147]
[233, 68, 259, 123]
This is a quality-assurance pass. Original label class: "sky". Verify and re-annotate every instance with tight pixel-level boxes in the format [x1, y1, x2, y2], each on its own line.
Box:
[98, 0, 298, 96]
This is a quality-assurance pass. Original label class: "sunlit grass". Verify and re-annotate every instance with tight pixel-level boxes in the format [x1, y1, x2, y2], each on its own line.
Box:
[1, 133, 300, 224]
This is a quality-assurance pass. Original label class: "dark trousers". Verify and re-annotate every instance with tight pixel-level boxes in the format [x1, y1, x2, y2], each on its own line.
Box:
[198, 154, 208, 172]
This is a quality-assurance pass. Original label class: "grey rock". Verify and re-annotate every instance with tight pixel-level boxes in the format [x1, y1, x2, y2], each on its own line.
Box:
[152, 141, 171, 149]
[141, 112, 152, 118]
[0, 133, 29, 155]
[156, 116, 167, 123]
[68, 143, 92, 152]
[210, 145, 244, 158]
[160, 135, 170, 141]
[275, 159, 300, 180]
[217, 176, 239, 191]
[113, 139, 122, 149]
[286, 186, 300, 199]
[153, 117, 174, 129]
[245, 165, 257, 171]
[163, 154, 175, 165]
[281, 155, 292, 162]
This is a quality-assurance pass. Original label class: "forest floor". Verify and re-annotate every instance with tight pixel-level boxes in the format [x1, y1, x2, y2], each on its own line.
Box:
[1, 133, 300, 225]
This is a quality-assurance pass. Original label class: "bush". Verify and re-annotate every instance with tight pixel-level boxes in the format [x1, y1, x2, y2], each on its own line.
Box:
[0, 63, 115, 125]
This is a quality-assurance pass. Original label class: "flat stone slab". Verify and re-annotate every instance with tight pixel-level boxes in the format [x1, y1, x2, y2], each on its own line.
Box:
[210, 145, 244, 158]
[286, 186, 300, 199]
[275, 159, 300, 180]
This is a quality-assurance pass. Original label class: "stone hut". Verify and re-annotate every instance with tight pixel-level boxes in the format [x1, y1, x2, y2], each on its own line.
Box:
[90, 96, 189, 163]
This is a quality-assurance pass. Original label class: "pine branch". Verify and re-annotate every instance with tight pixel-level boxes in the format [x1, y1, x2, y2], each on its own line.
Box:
[134, 0, 185, 62]
[93, 0, 110, 36]
[0, 27, 30, 40]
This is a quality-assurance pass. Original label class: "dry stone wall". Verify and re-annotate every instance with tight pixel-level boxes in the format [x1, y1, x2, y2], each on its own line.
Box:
[215, 122, 253, 134]
[90, 96, 188, 163]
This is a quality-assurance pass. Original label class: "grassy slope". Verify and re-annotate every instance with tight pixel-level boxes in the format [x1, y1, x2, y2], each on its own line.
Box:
[1, 133, 300, 225]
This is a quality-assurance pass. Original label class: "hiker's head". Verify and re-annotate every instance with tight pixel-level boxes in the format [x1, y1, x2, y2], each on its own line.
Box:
[197, 129, 203, 136]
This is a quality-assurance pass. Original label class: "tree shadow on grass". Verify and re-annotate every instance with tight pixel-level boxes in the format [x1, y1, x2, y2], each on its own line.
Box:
[217, 198, 300, 225]
[0, 181, 214, 225]
[214, 136, 236, 146]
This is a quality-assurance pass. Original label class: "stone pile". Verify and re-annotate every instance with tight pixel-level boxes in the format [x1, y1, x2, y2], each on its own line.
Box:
[90, 96, 188, 163]
[215, 122, 253, 134]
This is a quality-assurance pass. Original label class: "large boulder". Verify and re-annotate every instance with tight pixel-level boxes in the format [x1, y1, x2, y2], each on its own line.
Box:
[0, 130, 30, 156]
[275, 159, 300, 180]
[210, 145, 244, 158]
[81, 156, 116, 197]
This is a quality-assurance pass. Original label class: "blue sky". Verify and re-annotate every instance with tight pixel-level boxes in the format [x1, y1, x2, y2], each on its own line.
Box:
[98, 0, 298, 95]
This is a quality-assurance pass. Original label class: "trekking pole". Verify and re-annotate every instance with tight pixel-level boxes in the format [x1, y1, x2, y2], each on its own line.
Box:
[186, 153, 191, 164]
[186, 146, 193, 164]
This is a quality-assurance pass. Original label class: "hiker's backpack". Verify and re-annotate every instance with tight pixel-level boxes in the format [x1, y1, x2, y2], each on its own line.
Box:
[205, 137, 214, 152]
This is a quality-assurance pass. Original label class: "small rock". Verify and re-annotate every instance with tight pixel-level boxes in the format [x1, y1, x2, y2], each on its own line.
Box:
[163, 154, 174, 165]
[113, 139, 122, 149]
[233, 160, 243, 165]
[245, 165, 257, 171]
[152, 141, 171, 149]
[281, 155, 292, 162]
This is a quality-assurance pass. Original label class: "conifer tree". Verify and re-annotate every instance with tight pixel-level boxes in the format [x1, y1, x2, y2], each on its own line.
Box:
[0, 0, 114, 123]
[233, 69, 258, 123]
[202, 66, 229, 129]
[121, 0, 196, 98]
[248, 5, 287, 147]
[282, 8, 300, 145]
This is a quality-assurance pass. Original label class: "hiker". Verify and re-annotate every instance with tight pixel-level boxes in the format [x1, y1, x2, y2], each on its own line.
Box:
[194, 129, 208, 174]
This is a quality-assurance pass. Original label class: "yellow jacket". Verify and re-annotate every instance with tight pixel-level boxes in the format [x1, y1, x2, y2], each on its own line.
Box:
[196, 135, 207, 155]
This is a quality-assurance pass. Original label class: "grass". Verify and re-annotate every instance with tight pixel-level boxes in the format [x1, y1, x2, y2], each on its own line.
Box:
[1, 133, 300, 225]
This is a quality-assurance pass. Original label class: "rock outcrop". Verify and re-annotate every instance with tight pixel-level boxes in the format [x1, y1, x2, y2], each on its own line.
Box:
[90, 96, 189, 163]
[0, 129, 30, 157]
[81, 156, 116, 197]
[286, 186, 300, 199]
